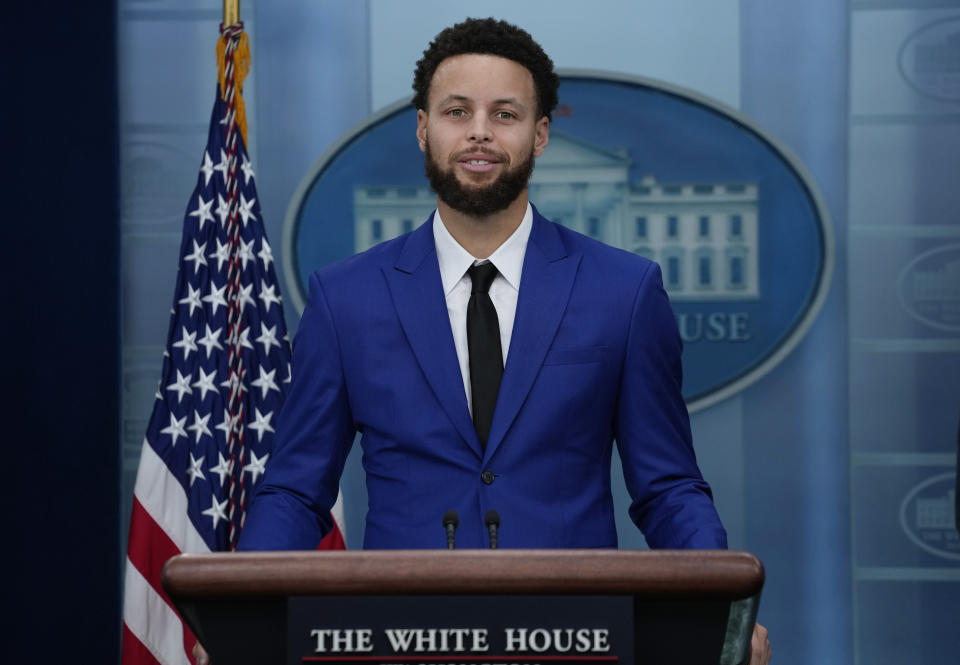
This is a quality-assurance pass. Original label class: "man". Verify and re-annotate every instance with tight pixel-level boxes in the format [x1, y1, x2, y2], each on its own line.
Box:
[240, 17, 724, 552]
[235, 15, 768, 660]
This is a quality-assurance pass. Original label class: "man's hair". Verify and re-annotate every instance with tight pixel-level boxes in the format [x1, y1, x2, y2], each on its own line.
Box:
[412, 17, 559, 122]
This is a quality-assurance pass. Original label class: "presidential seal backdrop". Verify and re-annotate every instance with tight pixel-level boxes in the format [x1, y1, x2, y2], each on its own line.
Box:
[282, 72, 833, 412]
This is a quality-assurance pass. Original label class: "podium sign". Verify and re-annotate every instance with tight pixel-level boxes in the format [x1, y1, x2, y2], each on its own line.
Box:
[289, 596, 633, 665]
[163, 550, 763, 665]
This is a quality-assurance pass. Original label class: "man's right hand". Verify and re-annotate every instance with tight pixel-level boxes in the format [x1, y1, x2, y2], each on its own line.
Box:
[193, 642, 210, 665]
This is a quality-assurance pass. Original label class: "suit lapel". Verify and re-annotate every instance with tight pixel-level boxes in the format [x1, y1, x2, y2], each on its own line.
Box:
[485, 209, 581, 461]
[383, 215, 483, 458]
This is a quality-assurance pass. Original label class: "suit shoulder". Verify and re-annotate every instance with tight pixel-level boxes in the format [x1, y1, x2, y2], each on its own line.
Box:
[310, 231, 409, 289]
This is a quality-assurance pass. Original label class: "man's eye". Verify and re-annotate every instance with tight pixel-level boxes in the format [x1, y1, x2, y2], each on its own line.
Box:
[496, 111, 516, 120]
[448, 109, 466, 118]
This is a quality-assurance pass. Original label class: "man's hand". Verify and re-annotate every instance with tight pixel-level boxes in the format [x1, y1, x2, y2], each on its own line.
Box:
[193, 642, 210, 665]
[750, 623, 770, 665]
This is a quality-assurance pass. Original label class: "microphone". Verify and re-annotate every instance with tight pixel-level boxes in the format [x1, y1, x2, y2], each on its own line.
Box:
[485, 509, 500, 549]
[442, 510, 459, 550]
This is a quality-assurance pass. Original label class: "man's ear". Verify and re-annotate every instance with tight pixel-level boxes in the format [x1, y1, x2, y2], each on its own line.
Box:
[533, 116, 550, 157]
[416, 109, 428, 153]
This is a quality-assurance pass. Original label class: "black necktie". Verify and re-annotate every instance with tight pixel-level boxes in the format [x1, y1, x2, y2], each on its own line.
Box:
[467, 262, 503, 449]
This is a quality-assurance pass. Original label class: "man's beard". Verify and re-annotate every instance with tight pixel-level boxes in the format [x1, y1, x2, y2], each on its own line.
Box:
[424, 141, 535, 218]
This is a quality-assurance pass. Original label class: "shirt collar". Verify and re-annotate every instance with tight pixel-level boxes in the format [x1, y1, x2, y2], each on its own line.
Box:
[433, 202, 533, 296]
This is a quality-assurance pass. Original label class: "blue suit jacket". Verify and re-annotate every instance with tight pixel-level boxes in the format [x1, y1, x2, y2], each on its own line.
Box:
[239, 207, 726, 550]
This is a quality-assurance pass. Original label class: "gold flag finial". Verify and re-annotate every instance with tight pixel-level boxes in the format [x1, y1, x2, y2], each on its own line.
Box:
[223, 0, 239, 27]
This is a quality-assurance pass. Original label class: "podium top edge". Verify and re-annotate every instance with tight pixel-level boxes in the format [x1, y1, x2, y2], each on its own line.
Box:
[162, 549, 764, 601]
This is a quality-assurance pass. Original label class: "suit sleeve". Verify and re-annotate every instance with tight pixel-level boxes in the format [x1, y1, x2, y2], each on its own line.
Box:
[238, 273, 356, 550]
[614, 262, 728, 549]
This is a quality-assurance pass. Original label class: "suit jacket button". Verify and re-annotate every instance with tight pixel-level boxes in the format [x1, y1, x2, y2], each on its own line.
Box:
[481, 470, 495, 485]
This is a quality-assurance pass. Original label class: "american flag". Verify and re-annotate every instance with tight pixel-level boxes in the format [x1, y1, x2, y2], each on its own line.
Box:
[122, 25, 345, 665]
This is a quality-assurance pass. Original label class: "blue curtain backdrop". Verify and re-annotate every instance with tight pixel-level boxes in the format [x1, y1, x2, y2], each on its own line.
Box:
[116, 1, 960, 663]
[8, 3, 120, 664]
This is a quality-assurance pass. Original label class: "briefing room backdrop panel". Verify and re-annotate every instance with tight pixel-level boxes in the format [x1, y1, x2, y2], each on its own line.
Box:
[118, 1, 960, 664]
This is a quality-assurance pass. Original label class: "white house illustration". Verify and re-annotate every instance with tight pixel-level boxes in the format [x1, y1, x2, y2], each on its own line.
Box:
[912, 259, 960, 302]
[353, 132, 759, 301]
[916, 490, 956, 530]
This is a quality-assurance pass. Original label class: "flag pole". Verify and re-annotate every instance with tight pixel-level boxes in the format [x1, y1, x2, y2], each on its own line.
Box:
[223, 0, 239, 26]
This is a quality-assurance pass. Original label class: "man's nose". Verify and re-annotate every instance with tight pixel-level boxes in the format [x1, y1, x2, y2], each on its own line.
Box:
[467, 116, 492, 143]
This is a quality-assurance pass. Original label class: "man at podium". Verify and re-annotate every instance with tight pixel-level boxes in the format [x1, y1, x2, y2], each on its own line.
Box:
[241, 16, 725, 555]
[235, 17, 769, 663]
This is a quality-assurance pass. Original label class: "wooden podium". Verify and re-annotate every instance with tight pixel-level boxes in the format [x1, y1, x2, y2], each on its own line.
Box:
[162, 550, 763, 665]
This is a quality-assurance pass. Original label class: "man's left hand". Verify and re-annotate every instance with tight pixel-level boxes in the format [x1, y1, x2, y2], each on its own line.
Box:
[750, 623, 770, 665]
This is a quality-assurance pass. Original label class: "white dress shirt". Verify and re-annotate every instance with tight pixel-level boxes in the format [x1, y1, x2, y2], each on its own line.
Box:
[433, 203, 533, 413]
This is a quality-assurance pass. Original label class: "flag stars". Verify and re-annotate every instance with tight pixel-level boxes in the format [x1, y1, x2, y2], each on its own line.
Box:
[183, 240, 207, 274]
[215, 411, 238, 440]
[189, 194, 215, 231]
[248, 408, 275, 442]
[197, 324, 224, 358]
[220, 371, 239, 396]
[202, 494, 229, 530]
[220, 370, 247, 398]
[173, 326, 198, 361]
[240, 153, 255, 185]
[259, 283, 281, 311]
[187, 410, 212, 443]
[204, 281, 228, 315]
[232, 326, 255, 352]
[215, 194, 231, 227]
[178, 283, 203, 316]
[160, 412, 188, 446]
[256, 323, 282, 355]
[199, 150, 215, 187]
[251, 366, 280, 399]
[238, 193, 257, 226]
[258, 240, 274, 270]
[166, 369, 193, 403]
[187, 453, 205, 486]
[192, 366, 219, 401]
[210, 451, 233, 487]
[209, 237, 230, 272]
[213, 148, 231, 182]
[235, 282, 256, 312]
[238, 238, 255, 271]
[244, 450, 269, 484]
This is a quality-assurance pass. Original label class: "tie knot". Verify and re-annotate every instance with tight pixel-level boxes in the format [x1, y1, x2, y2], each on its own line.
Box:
[468, 262, 498, 294]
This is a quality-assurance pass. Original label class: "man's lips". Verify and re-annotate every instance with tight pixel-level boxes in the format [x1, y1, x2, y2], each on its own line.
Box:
[455, 152, 504, 173]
